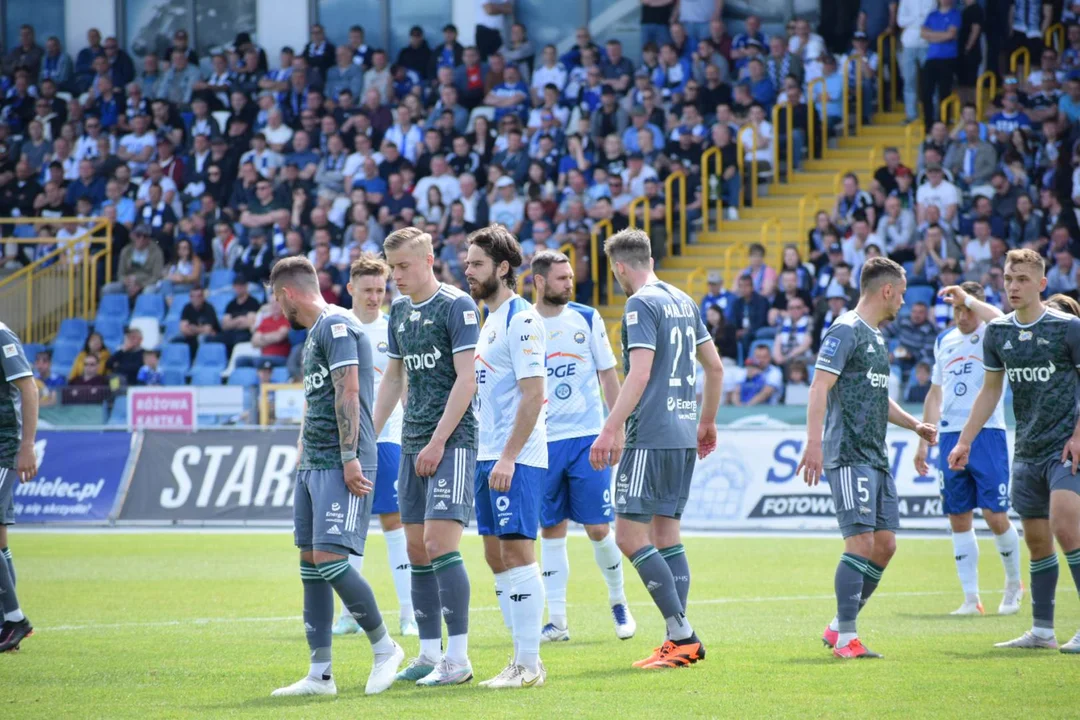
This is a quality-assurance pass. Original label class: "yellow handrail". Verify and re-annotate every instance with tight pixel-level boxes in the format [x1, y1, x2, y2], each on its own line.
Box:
[700, 146, 722, 233]
[975, 71, 997, 120]
[722, 241, 751, 286]
[686, 267, 707, 304]
[841, 55, 864, 137]
[628, 195, 651, 237]
[807, 77, 825, 161]
[590, 219, 612, 307]
[797, 193, 820, 244]
[1046, 22, 1064, 52]
[735, 122, 759, 207]
[876, 30, 897, 112]
[1010, 46, 1030, 79]
[868, 142, 886, 177]
[664, 170, 686, 258]
[771, 100, 794, 183]
[939, 93, 961, 126]
[832, 170, 846, 196]
[761, 217, 783, 270]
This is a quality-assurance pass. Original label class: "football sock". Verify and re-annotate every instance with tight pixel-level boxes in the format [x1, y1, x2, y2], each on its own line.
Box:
[993, 525, 1022, 586]
[317, 559, 384, 635]
[858, 560, 885, 611]
[952, 530, 980, 597]
[540, 537, 569, 628]
[494, 570, 516, 659]
[507, 563, 545, 673]
[0, 545, 21, 622]
[339, 554, 365, 620]
[591, 532, 627, 605]
[431, 552, 470, 663]
[384, 528, 414, 620]
[1065, 548, 1080, 601]
[411, 564, 442, 658]
[301, 561, 333, 680]
[659, 544, 690, 611]
[630, 545, 692, 641]
[1030, 554, 1059, 633]
[2, 547, 14, 585]
[834, 553, 867, 646]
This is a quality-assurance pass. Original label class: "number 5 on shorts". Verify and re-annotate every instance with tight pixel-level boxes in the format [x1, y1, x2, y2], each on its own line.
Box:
[857, 476, 870, 504]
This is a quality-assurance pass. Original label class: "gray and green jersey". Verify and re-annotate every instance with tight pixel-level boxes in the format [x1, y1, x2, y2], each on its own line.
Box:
[387, 283, 480, 454]
[0, 324, 32, 468]
[621, 281, 711, 449]
[300, 306, 378, 471]
[983, 308, 1080, 464]
[814, 311, 892, 471]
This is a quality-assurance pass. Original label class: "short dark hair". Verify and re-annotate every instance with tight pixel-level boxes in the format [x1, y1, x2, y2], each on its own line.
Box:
[467, 224, 524, 289]
[268, 256, 319, 294]
[748, 243, 765, 257]
[960, 280, 985, 301]
[531, 249, 571, 280]
[860, 257, 905, 295]
[604, 228, 652, 269]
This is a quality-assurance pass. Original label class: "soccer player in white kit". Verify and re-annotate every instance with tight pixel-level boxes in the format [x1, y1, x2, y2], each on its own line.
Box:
[332, 254, 419, 637]
[914, 282, 1023, 616]
[529, 249, 637, 643]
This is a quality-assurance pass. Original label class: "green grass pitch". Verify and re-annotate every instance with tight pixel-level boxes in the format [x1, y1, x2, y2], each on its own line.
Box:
[5, 532, 1080, 719]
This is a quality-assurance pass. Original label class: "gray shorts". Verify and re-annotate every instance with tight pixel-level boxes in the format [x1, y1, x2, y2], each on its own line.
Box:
[0, 467, 15, 525]
[827, 465, 899, 538]
[614, 448, 696, 522]
[294, 468, 372, 556]
[1011, 457, 1080, 519]
[398, 447, 475, 526]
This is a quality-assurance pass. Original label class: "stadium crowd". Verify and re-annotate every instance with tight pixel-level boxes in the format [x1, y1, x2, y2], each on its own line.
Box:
[1, 0, 1077, 415]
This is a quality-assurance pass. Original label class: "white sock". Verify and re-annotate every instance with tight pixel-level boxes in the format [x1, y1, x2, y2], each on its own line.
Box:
[419, 638, 442, 661]
[494, 570, 514, 633]
[309, 658, 331, 679]
[445, 633, 469, 665]
[4, 608, 24, 623]
[540, 537, 569, 628]
[828, 616, 839, 632]
[370, 626, 397, 659]
[1032, 626, 1056, 640]
[507, 563, 545, 673]
[340, 554, 365, 620]
[384, 528, 414, 619]
[952, 529, 980, 597]
[993, 524, 1022, 586]
[837, 632, 857, 649]
[665, 613, 694, 641]
[591, 532, 627, 605]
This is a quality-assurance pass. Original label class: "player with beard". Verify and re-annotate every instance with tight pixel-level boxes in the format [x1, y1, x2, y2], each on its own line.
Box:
[801, 257, 938, 659]
[466, 225, 550, 688]
[529, 249, 636, 643]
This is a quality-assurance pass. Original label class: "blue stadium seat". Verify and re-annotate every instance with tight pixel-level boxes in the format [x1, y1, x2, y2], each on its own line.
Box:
[750, 339, 773, 355]
[904, 286, 935, 308]
[96, 317, 125, 350]
[270, 367, 291, 384]
[228, 367, 259, 386]
[131, 293, 166, 322]
[57, 318, 89, 343]
[190, 367, 223, 386]
[193, 342, 227, 368]
[161, 342, 192, 369]
[108, 400, 127, 426]
[96, 294, 129, 322]
[208, 269, 234, 291]
[163, 319, 181, 342]
[209, 292, 234, 318]
[902, 261, 917, 277]
[754, 326, 776, 341]
[165, 299, 185, 324]
[163, 368, 188, 386]
[51, 340, 81, 377]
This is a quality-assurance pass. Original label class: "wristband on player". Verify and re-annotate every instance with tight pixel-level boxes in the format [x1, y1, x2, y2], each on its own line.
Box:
[963, 295, 975, 309]
[340, 451, 358, 464]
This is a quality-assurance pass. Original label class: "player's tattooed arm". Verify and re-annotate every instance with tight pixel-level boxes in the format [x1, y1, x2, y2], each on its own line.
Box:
[331, 365, 361, 459]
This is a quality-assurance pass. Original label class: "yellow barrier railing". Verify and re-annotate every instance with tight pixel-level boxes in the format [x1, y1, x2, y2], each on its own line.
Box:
[939, 93, 961, 126]
[807, 77, 826, 161]
[975, 70, 997, 120]
[736, 122, 759, 207]
[516, 241, 578, 300]
[868, 142, 887, 177]
[832, 170, 846, 196]
[686, 267, 707, 304]
[771, 101, 794, 183]
[1046, 23, 1064, 52]
[761, 217, 783, 269]
[842, 55, 864, 137]
[664, 170, 686, 258]
[628, 195, 651, 237]
[590, 219, 612, 307]
[700, 146, 722, 233]
[797, 193, 822, 244]
[259, 382, 301, 425]
[722, 240, 751, 287]
[1010, 46, 1030, 79]
[0, 217, 113, 343]
[876, 30, 897, 112]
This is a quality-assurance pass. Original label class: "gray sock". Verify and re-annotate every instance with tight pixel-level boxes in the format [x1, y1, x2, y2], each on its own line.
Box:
[2, 547, 14, 586]
[1065, 549, 1080, 600]
[411, 564, 443, 642]
[1030, 554, 1059, 630]
[858, 560, 884, 612]
[300, 561, 333, 679]
[658, 544, 690, 611]
[317, 559, 384, 633]
[630, 545, 691, 639]
[834, 553, 867, 633]
[0, 546, 19, 615]
[432, 551, 470, 636]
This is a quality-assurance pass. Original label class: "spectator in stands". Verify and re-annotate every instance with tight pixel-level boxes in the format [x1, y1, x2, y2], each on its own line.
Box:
[700, 270, 732, 319]
[33, 350, 64, 406]
[832, 172, 872, 233]
[772, 293, 814, 367]
[815, 283, 850, 351]
[730, 272, 771, 355]
[945, 121, 996, 192]
[906, 361, 933, 402]
[69, 331, 110, 382]
[990, 170, 1023, 223]
[873, 147, 908, 196]
[102, 225, 165, 299]
[1047, 246, 1080, 293]
[1007, 193, 1043, 246]
[916, 163, 960, 227]
[770, 267, 814, 325]
[159, 49, 201, 108]
[741, 242, 778, 298]
[237, 297, 291, 367]
[875, 193, 917, 260]
[136, 349, 163, 386]
[988, 90, 1032, 144]
[106, 326, 145, 386]
[704, 303, 738, 360]
[919, 0, 961, 131]
[175, 286, 221, 357]
[888, 299, 936, 377]
[160, 238, 204, 297]
[732, 344, 784, 406]
[69, 354, 109, 388]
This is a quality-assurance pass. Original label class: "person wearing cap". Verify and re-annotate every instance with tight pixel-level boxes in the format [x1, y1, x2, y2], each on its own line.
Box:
[429, 24, 465, 79]
[844, 31, 877, 120]
[395, 26, 431, 80]
[216, 274, 263, 353]
[815, 281, 851, 351]
[489, 175, 525, 234]
[102, 224, 165, 297]
[620, 149, 659, 197]
[732, 344, 784, 406]
[919, 0, 962, 130]
[700, 270, 733, 320]
[106, 326, 145, 386]
[916, 162, 960, 227]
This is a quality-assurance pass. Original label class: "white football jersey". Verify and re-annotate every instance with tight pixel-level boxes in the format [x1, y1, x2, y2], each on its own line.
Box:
[931, 323, 1007, 432]
[539, 302, 618, 442]
[357, 312, 403, 444]
[474, 295, 548, 468]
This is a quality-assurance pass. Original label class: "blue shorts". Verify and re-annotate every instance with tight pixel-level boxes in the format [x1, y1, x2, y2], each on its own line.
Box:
[475, 461, 544, 539]
[541, 435, 613, 528]
[372, 442, 401, 516]
[938, 429, 1010, 515]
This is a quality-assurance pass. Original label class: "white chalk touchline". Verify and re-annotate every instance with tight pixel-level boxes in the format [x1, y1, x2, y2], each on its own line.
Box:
[41, 589, 1002, 633]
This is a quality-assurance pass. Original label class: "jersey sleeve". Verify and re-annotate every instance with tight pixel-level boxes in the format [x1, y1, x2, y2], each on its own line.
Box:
[1067, 317, 1080, 370]
[624, 295, 658, 351]
[814, 323, 856, 376]
[447, 295, 481, 354]
[386, 303, 402, 359]
[588, 310, 618, 371]
[0, 331, 32, 382]
[324, 319, 360, 372]
[982, 325, 1004, 372]
[694, 311, 711, 346]
[509, 312, 547, 381]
